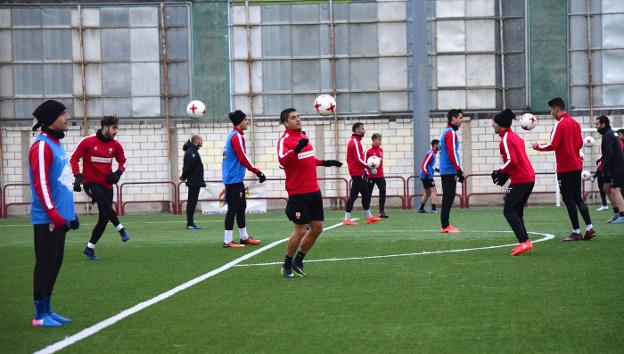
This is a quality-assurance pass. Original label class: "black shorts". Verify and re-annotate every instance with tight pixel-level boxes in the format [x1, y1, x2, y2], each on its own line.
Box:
[610, 173, 624, 188]
[421, 178, 435, 189]
[285, 191, 324, 225]
[84, 183, 113, 204]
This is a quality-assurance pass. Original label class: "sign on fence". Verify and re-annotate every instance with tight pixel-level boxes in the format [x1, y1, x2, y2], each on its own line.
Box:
[200, 182, 267, 214]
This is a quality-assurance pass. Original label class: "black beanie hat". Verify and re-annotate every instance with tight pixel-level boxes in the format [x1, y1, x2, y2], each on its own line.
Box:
[32, 100, 66, 131]
[493, 108, 515, 128]
[229, 110, 246, 126]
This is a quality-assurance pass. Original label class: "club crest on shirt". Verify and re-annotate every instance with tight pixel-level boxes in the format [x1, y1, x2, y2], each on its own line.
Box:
[108, 148, 113, 154]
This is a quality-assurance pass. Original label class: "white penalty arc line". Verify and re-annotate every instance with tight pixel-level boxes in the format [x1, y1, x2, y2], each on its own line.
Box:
[33, 219, 352, 354]
[236, 231, 556, 267]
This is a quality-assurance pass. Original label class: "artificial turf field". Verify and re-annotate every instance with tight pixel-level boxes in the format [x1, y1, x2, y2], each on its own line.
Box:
[1, 206, 623, 353]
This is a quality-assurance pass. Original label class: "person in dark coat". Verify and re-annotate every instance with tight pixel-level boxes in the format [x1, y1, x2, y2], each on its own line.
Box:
[180, 134, 206, 229]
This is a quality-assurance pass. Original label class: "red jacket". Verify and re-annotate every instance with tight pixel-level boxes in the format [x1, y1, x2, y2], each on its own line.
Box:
[534, 113, 583, 173]
[346, 135, 368, 177]
[71, 131, 127, 188]
[277, 128, 323, 196]
[364, 146, 384, 178]
[498, 128, 535, 184]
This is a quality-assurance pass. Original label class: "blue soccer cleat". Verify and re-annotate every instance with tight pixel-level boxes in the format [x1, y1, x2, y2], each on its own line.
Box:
[281, 265, 294, 278]
[120, 228, 130, 242]
[83, 246, 98, 260]
[292, 261, 306, 278]
[32, 315, 62, 328]
[48, 312, 71, 324]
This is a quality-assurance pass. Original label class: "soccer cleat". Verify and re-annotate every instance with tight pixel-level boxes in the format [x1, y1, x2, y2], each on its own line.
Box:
[606, 214, 619, 223]
[292, 261, 306, 278]
[582, 228, 596, 241]
[596, 205, 609, 211]
[223, 242, 245, 248]
[366, 217, 381, 225]
[418, 209, 426, 214]
[563, 233, 582, 241]
[186, 224, 202, 230]
[32, 316, 62, 328]
[240, 236, 261, 245]
[430, 209, 439, 214]
[120, 228, 130, 242]
[342, 219, 358, 226]
[48, 312, 71, 324]
[379, 213, 389, 219]
[281, 265, 294, 278]
[440, 225, 460, 233]
[83, 246, 98, 260]
[612, 216, 624, 224]
[510, 240, 533, 256]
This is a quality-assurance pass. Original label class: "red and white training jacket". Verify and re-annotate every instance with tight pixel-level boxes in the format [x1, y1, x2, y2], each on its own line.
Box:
[498, 128, 535, 184]
[346, 135, 368, 177]
[71, 132, 126, 188]
[277, 128, 323, 196]
[534, 113, 583, 173]
[364, 146, 384, 178]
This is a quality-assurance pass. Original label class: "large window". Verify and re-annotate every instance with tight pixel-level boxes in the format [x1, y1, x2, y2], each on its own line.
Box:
[229, 0, 411, 117]
[0, 4, 191, 121]
[431, 0, 527, 111]
[569, 0, 624, 108]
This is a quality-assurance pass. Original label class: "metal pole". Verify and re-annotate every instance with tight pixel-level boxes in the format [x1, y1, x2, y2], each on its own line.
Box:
[245, 0, 255, 156]
[329, 0, 341, 205]
[585, 0, 593, 118]
[77, 4, 88, 136]
[160, 3, 174, 185]
[411, 0, 431, 200]
[498, 0, 506, 108]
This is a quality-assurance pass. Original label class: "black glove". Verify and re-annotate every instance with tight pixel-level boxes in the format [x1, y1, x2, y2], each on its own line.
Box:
[491, 170, 509, 186]
[69, 217, 80, 230]
[73, 173, 83, 192]
[293, 138, 309, 153]
[456, 169, 465, 183]
[322, 160, 342, 167]
[256, 171, 266, 183]
[106, 170, 123, 184]
[434, 167, 440, 172]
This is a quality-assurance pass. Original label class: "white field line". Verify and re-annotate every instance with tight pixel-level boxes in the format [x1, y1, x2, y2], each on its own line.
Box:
[236, 231, 556, 267]
[33, 220, 351, 354]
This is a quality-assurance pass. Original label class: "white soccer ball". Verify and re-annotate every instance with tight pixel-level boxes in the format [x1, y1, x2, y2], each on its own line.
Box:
[186, 100, 206, 118]
[583, 136, 595, 146]
[314, 94, 336, 116]
[518, 113, 537, 130]
[581, 170, 592, 181]
[367, 156, 381, 168]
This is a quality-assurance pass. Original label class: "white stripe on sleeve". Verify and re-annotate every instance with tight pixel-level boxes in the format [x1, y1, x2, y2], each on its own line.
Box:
[38, 141, 54, 210]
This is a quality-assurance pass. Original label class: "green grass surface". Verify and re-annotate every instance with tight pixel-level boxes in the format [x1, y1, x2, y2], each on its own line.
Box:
[1, 207, 623, 353]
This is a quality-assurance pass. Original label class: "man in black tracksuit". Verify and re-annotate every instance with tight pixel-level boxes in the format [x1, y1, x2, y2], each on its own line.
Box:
[180, 134, 206, 229]
[595, 116, 624, 224]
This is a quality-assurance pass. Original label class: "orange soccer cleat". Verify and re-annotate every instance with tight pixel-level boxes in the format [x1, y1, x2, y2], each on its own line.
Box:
[510, 240, 533, 256]
[223, 242, 245, 249]
[240, 236, 261, 245]
[366, 217, 381, 224]
[342, 219, 358, 226]
[440, 225, 461, 233]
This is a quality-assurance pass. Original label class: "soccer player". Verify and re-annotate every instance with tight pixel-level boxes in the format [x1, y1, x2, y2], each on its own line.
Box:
[277, 108, 342, 278]
[343, 123, 381, 225]
[439, 109, 465, 233]
[419, 139, 440, 213]
[222, 110, 266, 248]
[365, 133, 388, 218]
[491, 109, 536, 256]
[71, 115, 130, 260]
[30, 100, 79, 327]
[595, 116, 624, 224]
[180, 134, 205, 230]
[532, 97, 595, 241]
